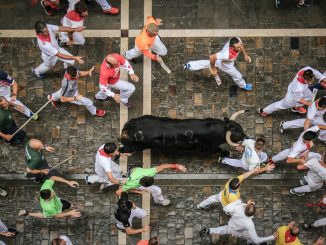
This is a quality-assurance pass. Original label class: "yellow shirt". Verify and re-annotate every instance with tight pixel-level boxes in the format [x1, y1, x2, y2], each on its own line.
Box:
[276, 226, 303, 245]
[220, 174, 244, 207]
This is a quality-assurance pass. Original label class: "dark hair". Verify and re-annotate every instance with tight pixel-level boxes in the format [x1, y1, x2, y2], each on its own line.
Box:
[51, 238, 63, 245]
[229, 37, 240, 47]
[229, 177, 240, 190]
[245, 203, 256, 216]
[75, 1, 88, 15]
[149, 237, 159, 245]
[103, 143, 117, 155]
[303, 69, 314, 81]
[317, 97, 326, 108]
[302, 131, 318, 141]
[255, 137, 266, 150]
[66, 66, 78, 78]
[35, 21, 47, 34]
[117, 192, 133, 212]
[290, 225, 300, 237]
[40, 189, 52, 200]
[139, 176, 154, 187]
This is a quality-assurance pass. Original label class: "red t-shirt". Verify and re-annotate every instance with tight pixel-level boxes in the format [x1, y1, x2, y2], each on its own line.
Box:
[136, 240, 149, 245]
[99, 53, 125, 86]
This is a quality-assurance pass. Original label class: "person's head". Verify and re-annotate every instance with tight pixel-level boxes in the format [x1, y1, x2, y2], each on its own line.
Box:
[229, 37, 242, 51]
[255, 137, 266, 151]
[302, 69, 314, 84]
[40, 189, 53, 200]
[244, 202, 256, 217]
[117, 192, 133, 212]
[35, 21, 49, 36]
[302, 130, 318, 142]
[66, 66, 78, 78]
[229, 177, 241, 190]
[146, 23, 159, 37]
[289, 222, 300, 237]
[139, 176, 154, 187]
[51, 238, 66, 245]
[103, 143, 118, 155]
[74, 1, 88, 17]
[104, 54, 119, 68]
[149, 237, 159, 245]
[0, 96, 9, 109]
[317, 97, 326, 110]
[28, 139, 44, 151]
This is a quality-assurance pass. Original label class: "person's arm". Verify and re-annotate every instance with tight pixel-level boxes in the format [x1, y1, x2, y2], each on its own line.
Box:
[125, 225, 149, 235]
[286, 157, 305, 165]
[298, 99, 312, 106]
[60, 94, 82, 103]
[311, 236, 325, 245]
[243, 166, 260, 180]
[78, 66, 95, 78]
[310, 67, 326, 82]
[58, 26, 85, 33]
[0, 231, 15, 237]
[49, 176, 79, 188]
[106, 171, 125, 185]
[155, 164, 186, 173]
[246, 222, 275, 244]
[10, 81, 18, 101]
[240, 44, 251, 63]
[252, 163, 275, 175]
[209, 54, 217, 71]
[26, 167, 49, 175]
[142, 50, 157, 61]
[56, 52, 84, 64]
[317, 124, 326, 130]
[53, 210, 80, 219]
[304, 117, 312, 131]
[27, 212, 45, 219]
[0, 131, 12, 142]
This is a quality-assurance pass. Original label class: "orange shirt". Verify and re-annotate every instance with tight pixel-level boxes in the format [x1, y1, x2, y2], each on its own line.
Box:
[136, 240, 149, 245]
[135, 16, 158, 60]
[99, 53, 125, 86]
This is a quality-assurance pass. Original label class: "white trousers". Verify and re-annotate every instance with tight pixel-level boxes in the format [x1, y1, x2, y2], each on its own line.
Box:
[35, 48, 75, 75]
[51, 90, 96, 115]
[59, 32, 85, 45]
[272, 149, 322, 163]
[198, 191, 222, 208]
[283, 118, 326, 142]
[138, 185, 164, 204]
[313, 217, 326, 228]
[116, 207, 146, 230]
[3, 94, 32, 117]
[125, 36, 167, 60]
[209, 225, 229, 235]
[293, 174, 324, 193]
[95, 79, 135, 104]
[186, 60, 246, 88]
[222, 158, 249, 170]
[68, 0, 112, 10]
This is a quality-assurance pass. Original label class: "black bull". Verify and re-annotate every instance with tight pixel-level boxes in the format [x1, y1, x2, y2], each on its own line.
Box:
[119, 112, 247, 155]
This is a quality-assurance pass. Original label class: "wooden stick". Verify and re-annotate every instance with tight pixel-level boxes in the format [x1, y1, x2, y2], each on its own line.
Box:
[158, 57, 171, 74]
[312, 88, 318, 102]
[50, 153, 75, 170]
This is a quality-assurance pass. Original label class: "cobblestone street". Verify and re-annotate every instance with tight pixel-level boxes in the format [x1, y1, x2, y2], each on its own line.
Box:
[0, 0, 326, 244]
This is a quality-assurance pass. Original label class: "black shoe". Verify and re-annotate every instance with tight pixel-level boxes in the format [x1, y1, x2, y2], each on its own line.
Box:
[303, 223, 314, 231]
[199, 227, 210, 238]
[40, 0, 53, 15]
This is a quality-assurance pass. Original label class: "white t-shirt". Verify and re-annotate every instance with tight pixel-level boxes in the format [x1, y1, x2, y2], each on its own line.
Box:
[37, 24, 60, 58]
[307, 99, 326, 125]
[215, 37, 242, 68]
[288, 126, 320, 158]
[60, 235, 73, 245]
[94, 144, 122, 179]
[305, 158, 326, 186]
[0, 71, 14, 96]
[241, 139, 268, 170]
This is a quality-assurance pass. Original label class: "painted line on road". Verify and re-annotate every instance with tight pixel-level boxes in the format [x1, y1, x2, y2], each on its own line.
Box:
[1, 29, 326, 38]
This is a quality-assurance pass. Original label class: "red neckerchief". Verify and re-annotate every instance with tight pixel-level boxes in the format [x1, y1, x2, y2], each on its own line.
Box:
[36, 33, 51, 43]
[229, 47, 239, 60]
[64, 72, 78, 80]
[305, 142, 311, 151]
[99, 149, 111, 158]
[65, 10, 84, 21]
[297, 70, 306, 84]
[284, 230, 296, 243]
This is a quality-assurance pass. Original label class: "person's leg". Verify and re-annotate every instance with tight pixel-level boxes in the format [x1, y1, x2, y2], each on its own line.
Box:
[209, 225, 229, 235]
[318, 129, 326, 142]
[271, 149, 290, 163]
[60, 199, 72, 211]
[222, 65, 247, 89]
[313, 217, 326, 228]
[283, 118, 305, 129]
[263, 99, 291, 115]
[198, 192, 221, 208]
[112, 79, 135, 104]
[71, 96, 97, 115]
[35, 56, 57, 76]
[151, 36, 167, 56]
[124, 45, 143, 60]
[184, 60, 210, 71]
[307, 152, 322, 161]
[50, 89, 62, 101]
[57, 48, 75, 68]
[130, 207, 146, 219]
[95, 0, 111, 10]
[143, 185, 166, 204]
[5, 96, 33, 118]
[86, 174, 111, 184]
[72, 32, 85, 45]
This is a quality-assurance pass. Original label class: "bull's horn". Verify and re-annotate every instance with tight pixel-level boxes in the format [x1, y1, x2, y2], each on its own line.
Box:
[229, 110, 245, 121]
[226, 131, 241, 147]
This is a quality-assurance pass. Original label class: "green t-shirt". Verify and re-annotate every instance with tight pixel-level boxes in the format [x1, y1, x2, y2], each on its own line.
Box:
[25, 142, 47, 169]
[122, 167, 157, 192]
[0, 108, 14, 131]
[40, 180, 62, 217]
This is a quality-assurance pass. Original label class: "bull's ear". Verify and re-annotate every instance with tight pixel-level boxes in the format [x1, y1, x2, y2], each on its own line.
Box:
[224, 117, 230, 123]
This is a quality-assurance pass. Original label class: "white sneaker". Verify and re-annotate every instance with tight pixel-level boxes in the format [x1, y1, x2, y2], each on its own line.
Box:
[157, 198, 170, 206]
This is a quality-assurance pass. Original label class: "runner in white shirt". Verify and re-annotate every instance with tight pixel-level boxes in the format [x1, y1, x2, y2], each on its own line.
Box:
[85, 143, 127, 191]
[67, 0, 119, 15]
[199, 201, 276, 244]
[280, 96, 326, 142]
[0, 71, 37, 119]
[289, 153, 326, 196]
[51, 235, 73, 245]
[259, 66, 325, 116]
[32, 21, 85, 79]
[271, 126, 322, 166]
[304, 194, 326, 231]
[221, 137, 275, 173]
[182, 37, 253, 90]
